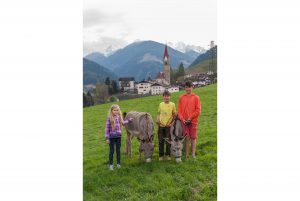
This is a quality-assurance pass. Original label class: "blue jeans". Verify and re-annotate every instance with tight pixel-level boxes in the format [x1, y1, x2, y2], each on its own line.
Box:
[109, 137, 121, 165]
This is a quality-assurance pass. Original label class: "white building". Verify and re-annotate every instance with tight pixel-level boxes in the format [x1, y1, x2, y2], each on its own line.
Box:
[151, 83, 165, 95]
[118, 77, 135, 92]
[167, 86, 179, 93]
[192, 81, 198, 86]
[137, 81, 151, 94]
[184, 74, 193, 79]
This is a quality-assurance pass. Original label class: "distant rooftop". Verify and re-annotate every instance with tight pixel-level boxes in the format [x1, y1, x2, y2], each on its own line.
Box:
[138, 80, 150, 84]
[118, 77, 135, 81]
[156, 72, 165, 79]
[151, 83, 163, 87]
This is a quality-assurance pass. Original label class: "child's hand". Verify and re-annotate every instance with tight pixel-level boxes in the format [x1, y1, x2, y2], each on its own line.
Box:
[105, 139, 110, 144]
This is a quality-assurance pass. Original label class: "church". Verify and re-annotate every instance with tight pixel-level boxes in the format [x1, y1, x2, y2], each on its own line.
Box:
[120, 44, 176, 95]
[155, 44, 171, 86]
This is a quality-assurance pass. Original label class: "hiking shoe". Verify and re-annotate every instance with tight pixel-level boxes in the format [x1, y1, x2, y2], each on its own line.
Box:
[192, 154, 196, 159]
[117, 164, 121, 169]
[159, 157, 164, 161]
[109, 165, 114, 170]
[166, 156, 171, 161]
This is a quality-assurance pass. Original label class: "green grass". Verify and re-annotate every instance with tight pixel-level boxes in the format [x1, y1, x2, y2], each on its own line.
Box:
[186, 59, 217, 74]
[83, 84, 217, 201]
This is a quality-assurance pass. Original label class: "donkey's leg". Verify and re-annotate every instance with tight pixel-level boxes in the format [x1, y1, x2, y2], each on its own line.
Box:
[125, 131, 131, 155]
[129, 135, 134, 158]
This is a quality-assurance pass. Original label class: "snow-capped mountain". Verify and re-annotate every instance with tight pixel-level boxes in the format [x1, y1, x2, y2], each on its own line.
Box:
[103, 45, 119, 57]
[167, 41, 206, 54]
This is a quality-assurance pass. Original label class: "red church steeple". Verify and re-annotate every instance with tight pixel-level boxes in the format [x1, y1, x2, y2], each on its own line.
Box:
[162, 44, 170, 85]
[163, 44, 169, 59]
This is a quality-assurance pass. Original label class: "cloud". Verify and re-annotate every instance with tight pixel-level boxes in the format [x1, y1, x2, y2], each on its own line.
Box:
[139, 53, 162, 64]
[83, 9, 104, 28]
[83, 8, 132, 55]
[83, 36, 128, 56]
[83, 9, 123, 28]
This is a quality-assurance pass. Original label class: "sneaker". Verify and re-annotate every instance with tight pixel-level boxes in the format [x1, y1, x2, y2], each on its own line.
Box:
[109, 165, 114, 170]
[159, 157, 164, 161]
[166, 156, 171, 161]
[192, 154, 196, 159]
[117, 164, 121, 169]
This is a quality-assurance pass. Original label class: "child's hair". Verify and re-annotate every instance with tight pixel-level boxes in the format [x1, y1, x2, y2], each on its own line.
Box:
[162, 90, 171, 97]
[185, 80, 193, 88]
[107, 104, 124, 131]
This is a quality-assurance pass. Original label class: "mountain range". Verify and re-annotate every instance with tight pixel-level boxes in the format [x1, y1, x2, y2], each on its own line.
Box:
[84, 40, 206, 82]
[167, 41, 206, 54]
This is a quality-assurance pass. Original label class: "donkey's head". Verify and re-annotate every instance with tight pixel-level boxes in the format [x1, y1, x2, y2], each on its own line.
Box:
[140, 135, 154, 162]
[166, 116, 185, 162]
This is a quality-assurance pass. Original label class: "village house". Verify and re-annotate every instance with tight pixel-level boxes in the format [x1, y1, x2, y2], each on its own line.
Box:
[137, 80, 151, 94]
[150, 83, 165, 95]
[118, 77, 135, 92]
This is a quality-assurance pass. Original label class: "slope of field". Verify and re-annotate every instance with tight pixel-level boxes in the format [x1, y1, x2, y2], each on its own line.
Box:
[83, 84, 217, 201]
[186, 59, 217, 74]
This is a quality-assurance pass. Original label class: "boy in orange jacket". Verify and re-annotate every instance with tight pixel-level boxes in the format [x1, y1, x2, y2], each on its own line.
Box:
[178, 80, 201, 159]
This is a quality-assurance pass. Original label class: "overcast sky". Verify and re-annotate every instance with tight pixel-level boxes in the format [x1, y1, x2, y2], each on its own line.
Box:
[83, 0, 217, 56]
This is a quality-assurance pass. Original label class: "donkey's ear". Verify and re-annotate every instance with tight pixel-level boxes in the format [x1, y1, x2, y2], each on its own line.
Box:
[180, 135, 187, 143]
[123, 112, 127, 118]
[164, 138, 172, 144]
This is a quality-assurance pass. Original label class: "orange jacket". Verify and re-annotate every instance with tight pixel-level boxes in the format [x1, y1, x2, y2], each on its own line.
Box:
[178, 93, 201, 125]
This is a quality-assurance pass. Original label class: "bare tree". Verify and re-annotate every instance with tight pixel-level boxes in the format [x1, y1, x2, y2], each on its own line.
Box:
[95, 83, 109, 104]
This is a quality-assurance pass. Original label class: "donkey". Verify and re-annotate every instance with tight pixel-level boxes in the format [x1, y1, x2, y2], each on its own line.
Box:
[123, 111, 154, 163]
[164, 115, 186, 163]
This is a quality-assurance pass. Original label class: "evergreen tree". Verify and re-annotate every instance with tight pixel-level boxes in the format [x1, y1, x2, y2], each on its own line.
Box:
[111, 80, 118, 93]
[105, 77, 110, 85]
[86, 91, 94, 106]
[178, 62, 185, 77]
[83, 93, 87, 107]
[108, 85, 113, 95]
[147, 74, 152, 81]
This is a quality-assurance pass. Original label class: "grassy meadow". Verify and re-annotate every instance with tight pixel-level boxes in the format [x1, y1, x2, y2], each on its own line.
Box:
[83, 84, 217, 201]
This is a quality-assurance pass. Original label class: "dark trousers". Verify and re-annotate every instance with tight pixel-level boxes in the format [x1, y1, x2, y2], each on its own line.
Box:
[158, 126, 171, 157]
[109, 137, 121, 165]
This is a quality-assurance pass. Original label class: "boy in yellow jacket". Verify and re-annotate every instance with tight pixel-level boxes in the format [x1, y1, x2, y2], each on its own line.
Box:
[156, 90, 176, 161]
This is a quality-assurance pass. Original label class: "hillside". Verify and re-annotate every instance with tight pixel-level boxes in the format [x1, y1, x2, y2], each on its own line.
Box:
[83, 84, 217, 201]
[186, 58, 218, 74]
[83, 58, 118, 85]
[189, 46, 217, 68]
